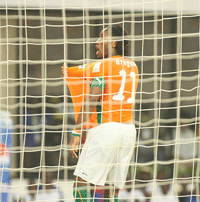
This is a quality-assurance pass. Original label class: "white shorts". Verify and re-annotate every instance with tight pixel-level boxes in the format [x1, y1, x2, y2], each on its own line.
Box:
[74, 122, 136, 189]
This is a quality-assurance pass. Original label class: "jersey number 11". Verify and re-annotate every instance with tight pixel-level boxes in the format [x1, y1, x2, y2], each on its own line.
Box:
[112, 70, 136, 104]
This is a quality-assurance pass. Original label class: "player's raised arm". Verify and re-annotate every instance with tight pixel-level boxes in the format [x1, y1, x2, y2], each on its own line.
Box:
[61, 61, 105, 80]
[61, 63, 68, 78]
[61, 62, 88, 78]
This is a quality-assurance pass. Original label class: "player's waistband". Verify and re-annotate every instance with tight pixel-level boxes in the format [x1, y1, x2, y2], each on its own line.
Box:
[103, 120, 133, 124]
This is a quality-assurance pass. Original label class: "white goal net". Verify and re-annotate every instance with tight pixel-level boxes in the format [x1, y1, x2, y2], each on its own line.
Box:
[0, 0, 200, 201]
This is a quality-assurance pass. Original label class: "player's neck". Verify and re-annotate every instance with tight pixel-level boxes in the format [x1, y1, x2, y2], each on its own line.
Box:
[99, 54, 122, 59]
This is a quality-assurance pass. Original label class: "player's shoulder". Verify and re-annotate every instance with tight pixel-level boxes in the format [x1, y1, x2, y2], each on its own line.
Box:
[90, 56, 138, 75]
[107, 56, 137, 68]
[117, 56, 137, 68]
[89, 57, 117, 73]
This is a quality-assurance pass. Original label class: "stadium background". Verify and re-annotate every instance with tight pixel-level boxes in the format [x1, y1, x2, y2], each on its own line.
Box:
[0, 0, 199, 201]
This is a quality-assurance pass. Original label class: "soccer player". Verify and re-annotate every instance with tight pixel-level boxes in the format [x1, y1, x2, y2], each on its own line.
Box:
[62, 25, 139, 202]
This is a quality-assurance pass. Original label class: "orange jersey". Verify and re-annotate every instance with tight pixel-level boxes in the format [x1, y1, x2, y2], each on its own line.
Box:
[65, 78, 98, 128]
[67, 55, 139, 124]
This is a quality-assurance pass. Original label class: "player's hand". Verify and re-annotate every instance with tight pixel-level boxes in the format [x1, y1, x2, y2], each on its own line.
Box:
[69, 136, 80, 159]
[61, 63, 68, 78]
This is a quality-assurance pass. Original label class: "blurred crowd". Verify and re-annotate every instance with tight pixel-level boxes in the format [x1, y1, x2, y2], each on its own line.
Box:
[10, 99, 199, 201]
[118, 164, 200, 202]
[117, 109, 199, 202]
[10, 172, 64, 202]
[9, 165, 200, 202]
[23, 97, 75, 179]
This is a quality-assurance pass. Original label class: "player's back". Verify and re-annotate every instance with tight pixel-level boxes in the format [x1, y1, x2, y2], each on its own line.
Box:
[66, 55, 139, 124]
[101, 56, 139, 123]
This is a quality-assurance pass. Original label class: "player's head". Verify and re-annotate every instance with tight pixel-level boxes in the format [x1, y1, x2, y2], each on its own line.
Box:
[108, 25, 129, 56]
[95, 25, 129, 59]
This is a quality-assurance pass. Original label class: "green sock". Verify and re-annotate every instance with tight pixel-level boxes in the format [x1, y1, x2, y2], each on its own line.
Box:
[104, 198, 110, 202]
[114, 196, 119, 202]
[104, 196, 118, 202]
[73, 186, 92, 202]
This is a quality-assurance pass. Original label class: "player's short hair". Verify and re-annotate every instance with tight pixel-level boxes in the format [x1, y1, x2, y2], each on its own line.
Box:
[106, 24, 129, 56]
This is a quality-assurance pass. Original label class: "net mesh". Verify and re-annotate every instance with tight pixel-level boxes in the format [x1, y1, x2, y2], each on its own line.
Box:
[0, 0, 199, 201]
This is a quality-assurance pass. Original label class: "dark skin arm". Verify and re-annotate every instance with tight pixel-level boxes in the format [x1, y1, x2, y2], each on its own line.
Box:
[69, 86, 102, 158]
